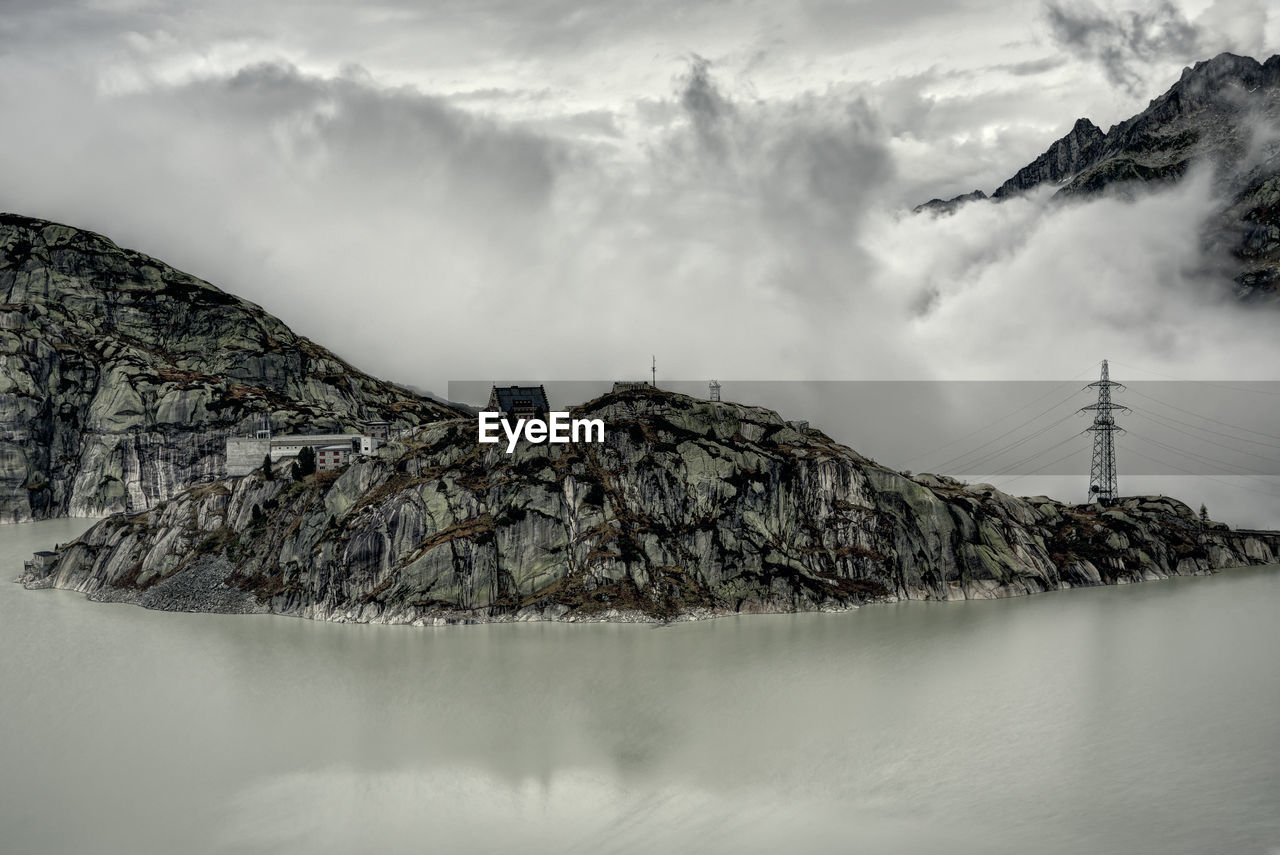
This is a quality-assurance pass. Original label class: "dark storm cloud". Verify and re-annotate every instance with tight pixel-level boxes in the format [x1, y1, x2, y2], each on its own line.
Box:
[996, 56, 1071, 76]
[641, 56, 897, 324]
[667, 55, 894, 213]
[0, 0, 1275, 395]
[211, 61, 562, 210]
[679, 55, 737, 159]
[1044, 0, 1202, 93]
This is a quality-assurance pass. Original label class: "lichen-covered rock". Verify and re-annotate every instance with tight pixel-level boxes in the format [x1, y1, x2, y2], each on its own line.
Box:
[23, 388, 1280, 624]
[0, 213, 463, 522]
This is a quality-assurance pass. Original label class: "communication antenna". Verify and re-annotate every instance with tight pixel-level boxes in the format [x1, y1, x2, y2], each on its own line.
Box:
[651, 355, 656, 387]
[1079, 360, 1128, 504]
[709, 380, 721, 401]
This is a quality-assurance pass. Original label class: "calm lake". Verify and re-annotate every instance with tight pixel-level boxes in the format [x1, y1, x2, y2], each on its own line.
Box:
[3, 518, 1279, 854]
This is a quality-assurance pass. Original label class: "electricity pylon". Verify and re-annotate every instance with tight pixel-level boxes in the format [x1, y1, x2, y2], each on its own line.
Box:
[1079, 360, 1128, 504]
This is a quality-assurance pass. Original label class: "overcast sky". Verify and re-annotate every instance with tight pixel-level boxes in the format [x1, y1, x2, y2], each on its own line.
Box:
[2, 0, 1278, 520]
[0, 0, 1275, 381]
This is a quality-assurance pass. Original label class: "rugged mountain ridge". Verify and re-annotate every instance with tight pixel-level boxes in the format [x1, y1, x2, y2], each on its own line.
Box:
[22, 387, 1279, 624]
[992, 118, 1108, 199]
[0, 214, 463, 523]
[917, 53, 1280, 299]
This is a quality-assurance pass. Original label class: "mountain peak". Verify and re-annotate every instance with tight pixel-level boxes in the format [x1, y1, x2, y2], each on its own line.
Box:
[1151, 52, 1278, 118]
[915, 52, 1280, 300]
[990, 116, 1107, 199]
[1178, 52, 1264, 84]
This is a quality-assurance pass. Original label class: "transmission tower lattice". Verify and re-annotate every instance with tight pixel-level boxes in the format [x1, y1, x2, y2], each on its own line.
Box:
[709, 380, 721, 402]
[1079, 360, 1128, 504]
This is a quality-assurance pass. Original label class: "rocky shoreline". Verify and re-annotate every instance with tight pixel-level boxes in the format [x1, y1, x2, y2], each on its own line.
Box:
[20, 387, 1280, 626]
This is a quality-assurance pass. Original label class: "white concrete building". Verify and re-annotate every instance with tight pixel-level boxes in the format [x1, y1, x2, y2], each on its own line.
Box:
[268, 434, 361, 462]
[225, 420, 391, 476]
[315, 444, 352, 472]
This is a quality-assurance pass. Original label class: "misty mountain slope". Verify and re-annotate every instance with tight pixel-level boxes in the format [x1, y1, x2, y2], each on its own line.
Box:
[22, 386, 1279, 625]
[918, 53, 1280, 299]
[0, 213, 464, 522]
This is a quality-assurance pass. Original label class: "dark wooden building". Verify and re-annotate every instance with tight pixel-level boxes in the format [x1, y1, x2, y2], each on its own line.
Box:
[488, 385, 550, 419]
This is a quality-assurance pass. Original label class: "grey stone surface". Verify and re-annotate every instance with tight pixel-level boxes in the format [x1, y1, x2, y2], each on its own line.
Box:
[22, 387, 1280, 625]
[0, 213, 463, 523]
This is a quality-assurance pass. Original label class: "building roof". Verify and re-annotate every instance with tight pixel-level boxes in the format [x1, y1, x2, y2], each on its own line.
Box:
[270, 434, 360, 446]
[489, 384, 549, 415]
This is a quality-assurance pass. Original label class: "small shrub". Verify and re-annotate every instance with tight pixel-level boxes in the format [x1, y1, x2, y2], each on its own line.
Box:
[292, 446, 316, 481]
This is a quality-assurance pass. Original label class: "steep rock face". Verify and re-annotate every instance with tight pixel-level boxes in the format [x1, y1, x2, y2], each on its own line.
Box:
[1059, 54, 1280, 197]
[992, 118, 1108, 199]
[0, 214, 462, 523]
[22, 388, 1279, 624]
[918, 53, 1280, 299]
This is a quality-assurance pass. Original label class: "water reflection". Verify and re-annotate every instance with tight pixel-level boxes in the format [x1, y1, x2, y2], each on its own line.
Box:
[3, 520, 1278, 854]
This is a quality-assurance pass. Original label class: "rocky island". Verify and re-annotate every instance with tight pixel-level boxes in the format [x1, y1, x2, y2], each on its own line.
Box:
[20, 384, 1280, 623]
[10, 52, 1280, 624]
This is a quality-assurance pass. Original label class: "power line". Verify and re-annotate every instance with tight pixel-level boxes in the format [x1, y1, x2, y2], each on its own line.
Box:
[1120, 445, 1280, 500]
[1131, 407, 1280, 463]
[989, 444, 1088, 494]
[940, 411, 1080, 475]
[1126, 386, 1280, 445]
[927, 390, 1086, 474]
[1126, 429, 1270, 478]
[1108, 360, 1280, 397]
[904, 364, 1097, 469]
[985, 430, 1086, 478]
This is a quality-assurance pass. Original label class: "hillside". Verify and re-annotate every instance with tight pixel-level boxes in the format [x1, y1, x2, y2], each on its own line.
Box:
[0, 214, 463, 522]
[21, 387, 1279, 623]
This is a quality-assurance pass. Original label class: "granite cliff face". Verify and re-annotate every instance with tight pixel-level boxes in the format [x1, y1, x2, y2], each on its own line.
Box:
[22, 387, 1279, 624]
[991, 118, 1108, 199]
[0, 214, 462, 523]
[918, 53, 1280, 299]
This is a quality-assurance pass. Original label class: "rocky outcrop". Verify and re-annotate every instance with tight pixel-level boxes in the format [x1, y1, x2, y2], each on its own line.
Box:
[914, 190, 988, 216]
[22, 387, 1279, 624]
[0, 214, 463, 523]
[917, 53, 1280, 300]
[992, 118, 1108, 198]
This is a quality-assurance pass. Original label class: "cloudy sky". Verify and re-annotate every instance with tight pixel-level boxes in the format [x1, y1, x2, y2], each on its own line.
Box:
[2, 0, 1278, 519]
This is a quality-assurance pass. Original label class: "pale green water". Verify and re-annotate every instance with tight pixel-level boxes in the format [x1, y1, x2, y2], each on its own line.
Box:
[2, 518, 1279, 854]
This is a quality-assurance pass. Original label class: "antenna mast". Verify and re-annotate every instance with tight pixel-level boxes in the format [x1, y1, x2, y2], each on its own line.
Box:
[1079, 360, 1128, 504]
[651, 355, 656, 387]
